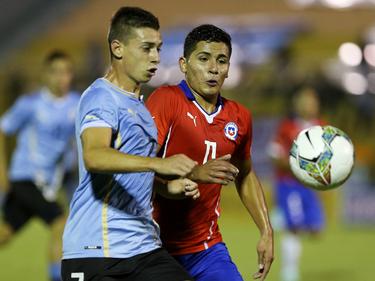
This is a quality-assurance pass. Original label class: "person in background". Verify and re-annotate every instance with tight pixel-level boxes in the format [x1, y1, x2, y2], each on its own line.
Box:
[268, 87, 325, 281]
[0, 50, 80, 281]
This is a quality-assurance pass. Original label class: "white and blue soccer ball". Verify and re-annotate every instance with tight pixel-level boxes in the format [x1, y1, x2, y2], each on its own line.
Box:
[289, 125, 354, 190]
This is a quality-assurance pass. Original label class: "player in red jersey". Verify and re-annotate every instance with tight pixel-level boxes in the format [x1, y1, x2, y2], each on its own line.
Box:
[146, 24, 274, 281]
[268, 88, 325, 281]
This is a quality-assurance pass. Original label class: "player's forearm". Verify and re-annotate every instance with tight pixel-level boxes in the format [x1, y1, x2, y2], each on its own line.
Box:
[236, 170, 273, 236]
[83, 146, 160, 174]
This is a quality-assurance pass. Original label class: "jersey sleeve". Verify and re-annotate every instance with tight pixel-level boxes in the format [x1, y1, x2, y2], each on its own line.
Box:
[0, 94, 34, 135]
[78, 91, 118, 135]
[146, 87, 178, 146]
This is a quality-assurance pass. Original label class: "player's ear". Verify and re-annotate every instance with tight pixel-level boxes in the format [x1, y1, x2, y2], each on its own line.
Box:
[225, 62, 230, 78]
[110, 40, 123, 60]
[179, 56, 187, 74]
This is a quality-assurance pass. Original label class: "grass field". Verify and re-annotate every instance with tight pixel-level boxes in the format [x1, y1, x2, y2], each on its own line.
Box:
[0, 187, 374, 281]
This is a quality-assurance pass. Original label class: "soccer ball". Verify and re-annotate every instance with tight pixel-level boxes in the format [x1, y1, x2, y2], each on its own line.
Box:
[289, 125, 354, 190]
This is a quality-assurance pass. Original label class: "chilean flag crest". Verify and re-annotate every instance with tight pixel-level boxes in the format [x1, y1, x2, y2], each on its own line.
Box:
[224, 122, 238, 141]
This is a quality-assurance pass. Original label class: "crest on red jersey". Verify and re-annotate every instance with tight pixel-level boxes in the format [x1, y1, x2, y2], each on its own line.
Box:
[224, 122, 238, 141]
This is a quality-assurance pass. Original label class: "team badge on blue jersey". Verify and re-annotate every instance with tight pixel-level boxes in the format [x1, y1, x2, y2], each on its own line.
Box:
[224, 122, 238, 141]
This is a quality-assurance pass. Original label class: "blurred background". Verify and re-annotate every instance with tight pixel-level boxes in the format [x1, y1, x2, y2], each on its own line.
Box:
[0, 0, 374, 280]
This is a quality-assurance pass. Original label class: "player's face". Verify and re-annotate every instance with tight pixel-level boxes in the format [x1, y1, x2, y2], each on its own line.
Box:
[45, 58, 73, 96]
[180, 41, 230, 99]
[121, 27, 162, 84]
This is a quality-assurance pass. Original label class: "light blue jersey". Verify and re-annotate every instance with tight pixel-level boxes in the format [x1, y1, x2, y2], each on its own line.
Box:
[63, 78, 162, 259]
[0, 89, 79, 199]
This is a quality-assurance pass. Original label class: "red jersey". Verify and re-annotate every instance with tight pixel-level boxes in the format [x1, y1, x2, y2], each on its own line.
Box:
[271, 117, 323, 179]
[146, 80, 252, 255]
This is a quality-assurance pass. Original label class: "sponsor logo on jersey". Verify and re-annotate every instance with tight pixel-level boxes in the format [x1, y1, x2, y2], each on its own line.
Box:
[224, 122, 238, 140]
[187, 112, 197, 127]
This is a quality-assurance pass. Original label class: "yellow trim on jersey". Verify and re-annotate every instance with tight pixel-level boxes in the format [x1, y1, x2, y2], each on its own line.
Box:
[115, 132, 122, 149]
[102, 181, 112, 257]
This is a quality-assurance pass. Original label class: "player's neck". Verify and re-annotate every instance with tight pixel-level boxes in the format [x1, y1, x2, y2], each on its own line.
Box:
[46, 87, 67, 99]
[190, 87, 218, 114]
[104, 68, 141, 97]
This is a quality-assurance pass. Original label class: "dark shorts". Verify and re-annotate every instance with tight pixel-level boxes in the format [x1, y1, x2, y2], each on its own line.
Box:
[2, 181, 63, 231]
[62, 248, 194, 281]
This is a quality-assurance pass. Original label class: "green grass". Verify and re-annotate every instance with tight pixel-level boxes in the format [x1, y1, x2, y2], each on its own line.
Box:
[0, 187, 374, 281]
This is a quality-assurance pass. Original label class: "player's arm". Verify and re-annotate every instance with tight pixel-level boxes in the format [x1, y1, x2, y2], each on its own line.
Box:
[153, 176, 200, 200]
[0, 96, 32, 193]
[151, 144, 199, 199]
[268, 123, 290, 172]
[232, 157, 274, 281]
[187, 154, 239, 185]
[82, 127, 196, 176]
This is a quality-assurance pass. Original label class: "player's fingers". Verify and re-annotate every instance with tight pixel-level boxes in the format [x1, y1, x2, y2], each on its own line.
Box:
[206, 175, 230, 185]
[261, 255, 274, 281]
[216, 154, 231, 161]
[184, 184, 198, 192]
[185, 189, 200, 199]
[260, 262, 271, 281]
[213, 162, 239, 176]
[179, 154, 198, 166]
[209, 171, 235, 182]
[193, 190, 200, 200]
[252, 264, 264, 280]
[183, 178, 197, 187]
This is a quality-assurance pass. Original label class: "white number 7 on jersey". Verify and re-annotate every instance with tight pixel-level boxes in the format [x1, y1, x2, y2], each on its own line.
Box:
[71, 272, 84, 281]
[203, 140, 217, 164]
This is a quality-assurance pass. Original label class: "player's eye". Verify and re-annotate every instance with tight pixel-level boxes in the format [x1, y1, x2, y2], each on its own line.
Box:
[142, 46, 151, 52]
[218, 58, 228, 64]
[198, 56, 208, 62]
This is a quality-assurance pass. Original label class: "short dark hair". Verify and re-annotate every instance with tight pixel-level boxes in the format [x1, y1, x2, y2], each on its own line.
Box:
[183, 24, 232, 59]
[44, 50, 70, 66]
[108, 6, 159, 46]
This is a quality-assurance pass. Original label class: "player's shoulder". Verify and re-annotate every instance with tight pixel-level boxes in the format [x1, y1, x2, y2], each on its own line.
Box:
[80, 79, 116, 105]
[222, 97, 251, 118]
[149, 84, 184, 100]
[15, 90, 41, 105]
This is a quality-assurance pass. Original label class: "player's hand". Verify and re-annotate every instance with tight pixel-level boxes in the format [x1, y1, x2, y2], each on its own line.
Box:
[252, 232, 274, 280]
[167, 178, 200, 200]
[188, 154, 239, 185]
[155, 154, 197, 177]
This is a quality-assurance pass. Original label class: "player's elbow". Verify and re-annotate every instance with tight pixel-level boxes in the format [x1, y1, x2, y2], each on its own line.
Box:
[83, 150, 100, 172]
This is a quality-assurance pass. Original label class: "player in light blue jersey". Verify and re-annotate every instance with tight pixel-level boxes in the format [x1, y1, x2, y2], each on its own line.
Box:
[0, 50, 80, 281]
[62, 7, 198, 281]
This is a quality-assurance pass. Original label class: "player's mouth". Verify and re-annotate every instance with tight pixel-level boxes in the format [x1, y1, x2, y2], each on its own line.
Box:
[206, 80, 218, 87]
[147, 67, 158, 76]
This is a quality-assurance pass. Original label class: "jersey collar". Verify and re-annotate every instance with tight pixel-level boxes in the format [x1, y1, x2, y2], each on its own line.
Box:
[178, 80, 223, 108]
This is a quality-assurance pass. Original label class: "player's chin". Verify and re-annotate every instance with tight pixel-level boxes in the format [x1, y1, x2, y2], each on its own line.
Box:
[140, 74, 153, 83]
[203, 84, 221, 94]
